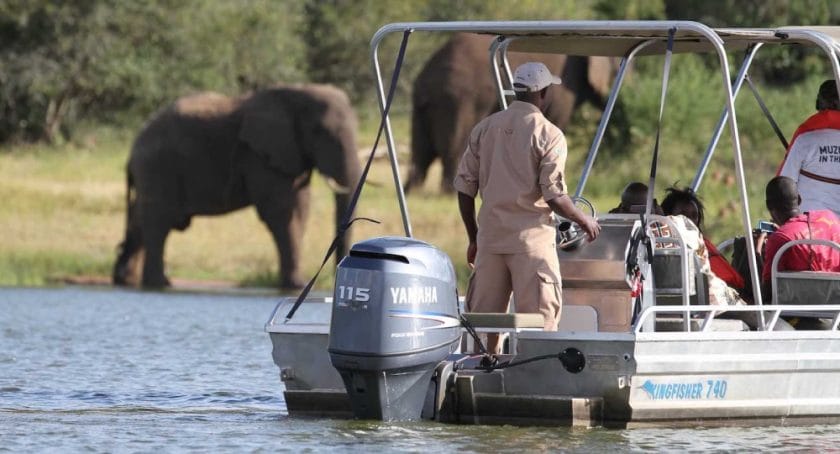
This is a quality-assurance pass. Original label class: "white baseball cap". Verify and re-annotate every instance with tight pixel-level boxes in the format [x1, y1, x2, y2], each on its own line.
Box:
[512, 62, 562, 92]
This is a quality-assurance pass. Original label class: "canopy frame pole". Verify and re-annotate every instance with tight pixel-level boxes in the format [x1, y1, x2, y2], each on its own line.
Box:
[490, 37, 510, 110]
[575, 40, 656, 198]
[370, 34, 413, 237]
[691, 43, 762, 191]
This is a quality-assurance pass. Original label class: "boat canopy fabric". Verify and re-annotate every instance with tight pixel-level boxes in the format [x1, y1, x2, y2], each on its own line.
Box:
[509, 28, 840, 56]
[373, 22, 840, 57]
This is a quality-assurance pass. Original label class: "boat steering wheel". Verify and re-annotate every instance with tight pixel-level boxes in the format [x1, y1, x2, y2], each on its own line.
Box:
[556, 197, 596, 252]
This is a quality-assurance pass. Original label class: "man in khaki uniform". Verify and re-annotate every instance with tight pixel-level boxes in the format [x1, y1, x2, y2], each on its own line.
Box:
[454, 62, 600, 354]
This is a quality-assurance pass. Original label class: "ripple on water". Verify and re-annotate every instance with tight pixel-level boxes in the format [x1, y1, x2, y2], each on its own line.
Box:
[2, 327, 23, 339]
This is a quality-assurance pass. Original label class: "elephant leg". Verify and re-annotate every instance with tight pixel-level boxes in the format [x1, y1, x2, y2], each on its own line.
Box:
[440, 114, 472, 194]
[440, 153, 458, 194]
[112, 223, 143, 286]
[405, 153, 434, 194]
[406, 105, 437, 194]
[138, 204, 173, 288]
[254, 186, 309, 290]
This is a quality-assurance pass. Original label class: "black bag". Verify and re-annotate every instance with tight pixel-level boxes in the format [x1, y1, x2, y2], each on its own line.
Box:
[730, 236, 763, 301]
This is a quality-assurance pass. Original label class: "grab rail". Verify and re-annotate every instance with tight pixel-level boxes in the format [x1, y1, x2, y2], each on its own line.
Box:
[771, 238, 840, 305]
[647, 215, 694, 308]
[634, 304, 840, 333]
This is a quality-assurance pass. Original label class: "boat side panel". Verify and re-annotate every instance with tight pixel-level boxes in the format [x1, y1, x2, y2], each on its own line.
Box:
[501, 336, 637, 422]
[630, 336, 840, 421]
[269, 332, 345, 391]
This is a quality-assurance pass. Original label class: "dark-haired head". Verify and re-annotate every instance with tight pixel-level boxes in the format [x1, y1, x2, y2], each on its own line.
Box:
[765, 176, 801, 225]
[661, 186, 704, 229]
[817, 79, 840, 111]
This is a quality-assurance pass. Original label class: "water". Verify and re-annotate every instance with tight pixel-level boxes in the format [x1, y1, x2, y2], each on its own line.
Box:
[2, 287, 840, 452]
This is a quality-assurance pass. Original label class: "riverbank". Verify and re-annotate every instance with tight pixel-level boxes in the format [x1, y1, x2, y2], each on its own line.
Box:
[0, 68, 821, 291]
[0, 124, 475, 290]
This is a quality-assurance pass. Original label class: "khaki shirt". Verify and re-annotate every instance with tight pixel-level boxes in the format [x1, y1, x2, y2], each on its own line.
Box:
[453, 101, 568, 253]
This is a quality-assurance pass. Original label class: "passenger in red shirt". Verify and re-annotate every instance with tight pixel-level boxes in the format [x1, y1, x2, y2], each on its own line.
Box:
[661, 186, 745, 291]
[761, 176, 840, 293]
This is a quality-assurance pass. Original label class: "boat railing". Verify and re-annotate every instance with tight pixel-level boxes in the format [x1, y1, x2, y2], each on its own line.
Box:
[771, 239, 840, 315]
[717, 238, 736, 254]
[265, 296, 333, 333]
[634, 303, 840, 333]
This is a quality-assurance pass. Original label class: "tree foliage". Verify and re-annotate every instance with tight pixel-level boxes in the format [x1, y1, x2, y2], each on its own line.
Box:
[0, 0, 305, 144]
[664, 0, 838, 84]
[0, 0, 834, 146]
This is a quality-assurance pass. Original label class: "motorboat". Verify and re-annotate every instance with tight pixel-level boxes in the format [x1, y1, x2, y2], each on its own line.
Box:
[266, 21, 840, 427]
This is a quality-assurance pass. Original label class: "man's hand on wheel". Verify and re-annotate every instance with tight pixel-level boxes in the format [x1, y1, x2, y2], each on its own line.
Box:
[579, 215, 601, 241]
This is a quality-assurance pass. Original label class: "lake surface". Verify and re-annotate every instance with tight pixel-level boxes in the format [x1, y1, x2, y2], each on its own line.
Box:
[2, 286, 840, 452]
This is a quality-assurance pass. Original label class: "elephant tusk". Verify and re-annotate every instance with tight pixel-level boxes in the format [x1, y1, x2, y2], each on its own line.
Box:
[323, 177, 351, 194]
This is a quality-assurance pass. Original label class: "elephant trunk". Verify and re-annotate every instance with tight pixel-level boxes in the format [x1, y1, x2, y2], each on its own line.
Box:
[334, 192, 353, 264]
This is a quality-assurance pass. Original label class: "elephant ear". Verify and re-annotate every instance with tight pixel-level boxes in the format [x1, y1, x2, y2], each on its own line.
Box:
[239, 100, 306, 176]
[587, 57, 616, 97]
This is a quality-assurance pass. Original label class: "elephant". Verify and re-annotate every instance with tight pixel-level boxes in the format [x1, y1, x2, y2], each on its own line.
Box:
[408, 33, 618, 193]
[112, 84, 361, 289]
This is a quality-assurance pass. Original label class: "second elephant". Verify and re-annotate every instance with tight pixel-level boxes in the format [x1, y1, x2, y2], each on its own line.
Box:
[112, 84, 361, 289]
[409, 33, 616, 193]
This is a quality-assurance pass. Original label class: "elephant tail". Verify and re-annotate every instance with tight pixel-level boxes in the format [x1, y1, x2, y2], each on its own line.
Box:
[125, 168, 135, 229]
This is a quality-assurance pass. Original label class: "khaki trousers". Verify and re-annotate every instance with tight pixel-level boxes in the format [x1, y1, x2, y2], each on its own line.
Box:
[466, 246, 562, 354]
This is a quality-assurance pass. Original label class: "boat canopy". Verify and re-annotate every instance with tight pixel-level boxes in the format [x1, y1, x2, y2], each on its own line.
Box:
[372, 22, 840, 57]
[368, 21, 840, 307]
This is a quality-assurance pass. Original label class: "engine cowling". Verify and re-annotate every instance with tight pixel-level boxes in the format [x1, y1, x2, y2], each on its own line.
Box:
[328, 236, 461, 421]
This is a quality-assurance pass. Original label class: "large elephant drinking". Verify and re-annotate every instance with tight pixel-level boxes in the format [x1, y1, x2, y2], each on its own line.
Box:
[409, 33, 616, 193]
[112, 84, 361, 289]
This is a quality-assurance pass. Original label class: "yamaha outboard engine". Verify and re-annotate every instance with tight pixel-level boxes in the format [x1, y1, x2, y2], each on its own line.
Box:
[328, 237, 461, 421]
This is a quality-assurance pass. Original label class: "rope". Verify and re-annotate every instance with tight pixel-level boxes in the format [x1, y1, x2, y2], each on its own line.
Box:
[745, 74, 790, 150]
[645, 27, 676, 217]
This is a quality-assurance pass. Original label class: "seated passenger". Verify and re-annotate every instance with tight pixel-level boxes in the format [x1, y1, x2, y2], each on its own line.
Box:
[658, 187, 793, 330]
[608, 182, 663, 214]
[761, 176, 840, 295]
[777, 80, 840, 217]
[660, 186, 745, 293]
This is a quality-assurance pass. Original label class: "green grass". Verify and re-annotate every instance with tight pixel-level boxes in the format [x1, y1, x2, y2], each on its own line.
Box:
[0, 60, 826, 293]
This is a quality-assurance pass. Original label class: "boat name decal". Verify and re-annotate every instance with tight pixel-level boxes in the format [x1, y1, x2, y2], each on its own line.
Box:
[390, 286, 438, 305]
[640, 379, 728, 400]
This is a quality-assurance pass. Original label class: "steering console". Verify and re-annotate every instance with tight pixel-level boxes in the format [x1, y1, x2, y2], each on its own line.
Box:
[556, 197, 596, 252]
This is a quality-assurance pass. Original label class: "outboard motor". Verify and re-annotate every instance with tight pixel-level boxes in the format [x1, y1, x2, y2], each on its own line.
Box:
[328, 236, 461, 421]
